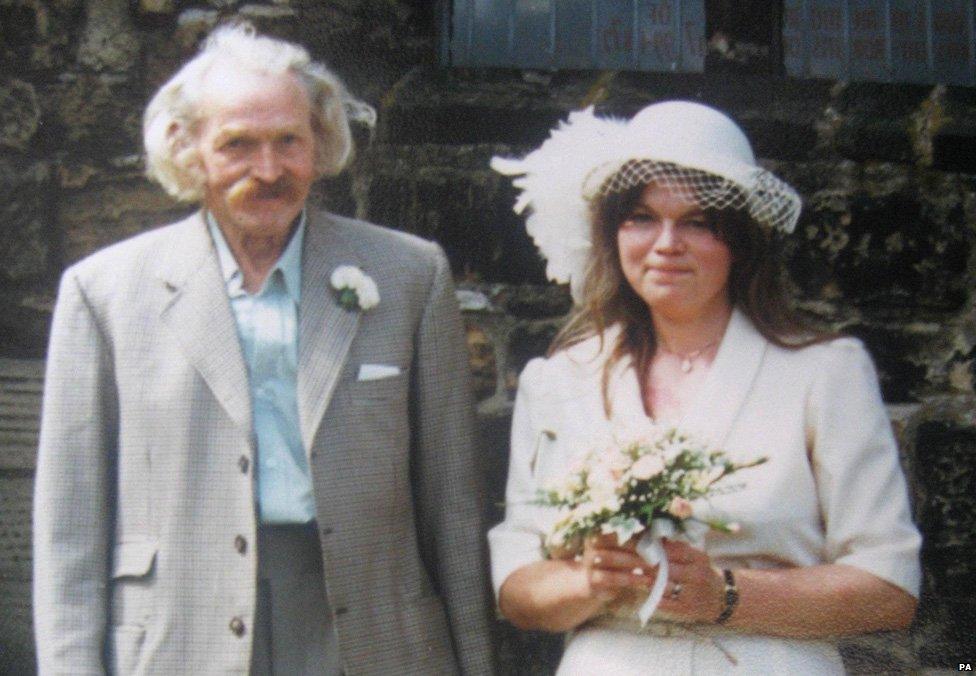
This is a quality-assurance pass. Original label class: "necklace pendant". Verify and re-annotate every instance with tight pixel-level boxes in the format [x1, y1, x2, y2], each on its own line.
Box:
[681, 358, 693, 373]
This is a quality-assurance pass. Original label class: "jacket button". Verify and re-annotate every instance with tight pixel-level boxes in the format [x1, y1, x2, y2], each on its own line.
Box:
[321, 526, 333, 536]
[229, 617, 245, 636]
[234, 535, 247, 555]
[238, 456, 249, 474]
[335, 606, 348, 616]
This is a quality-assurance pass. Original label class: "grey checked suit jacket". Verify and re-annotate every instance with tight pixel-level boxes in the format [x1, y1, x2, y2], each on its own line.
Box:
[33, 209, 494, 675]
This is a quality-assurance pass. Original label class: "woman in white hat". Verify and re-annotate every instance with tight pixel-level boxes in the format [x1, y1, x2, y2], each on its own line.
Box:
[488, 101, 921, 674]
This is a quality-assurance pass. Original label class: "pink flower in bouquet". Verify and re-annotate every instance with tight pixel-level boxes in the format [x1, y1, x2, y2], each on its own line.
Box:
[667, 496, 694, 519]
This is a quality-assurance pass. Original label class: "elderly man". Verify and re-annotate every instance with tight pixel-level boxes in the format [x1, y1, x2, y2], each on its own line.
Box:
[33, 25, 493, 675]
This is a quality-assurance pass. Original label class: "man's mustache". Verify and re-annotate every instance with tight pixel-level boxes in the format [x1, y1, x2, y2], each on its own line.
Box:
[227, 177, 299, 203]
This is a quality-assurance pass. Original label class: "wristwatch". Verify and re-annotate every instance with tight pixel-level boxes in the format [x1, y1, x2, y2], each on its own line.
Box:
[715, 568, 739, 624]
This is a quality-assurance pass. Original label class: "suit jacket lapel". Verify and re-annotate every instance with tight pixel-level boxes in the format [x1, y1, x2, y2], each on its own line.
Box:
[681, 308, 767, 448]
[157, 212, 253, 436]
[297, 210, 362, 454]
[582, 313, 767, 451]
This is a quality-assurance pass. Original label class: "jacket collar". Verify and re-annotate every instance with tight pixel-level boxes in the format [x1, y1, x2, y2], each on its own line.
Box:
[205, 210, 306, 304]
[679, 308, 767, 448]
[154, 207, 368, 452]
[295, 208, 365, 453]
[156, 211, 253, 436]
[602, 308, 768, 448]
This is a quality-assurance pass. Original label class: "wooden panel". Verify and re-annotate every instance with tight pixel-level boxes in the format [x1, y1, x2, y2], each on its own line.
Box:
[890, 0, 929, 83]
[931, 0, 974, 85]
[554, 0, 595, 68]
[513, 0, 554, 68]
[784, 0, 810, 77]
[808, 0, 847, 79]
[449, 0, 705, 73]
[848, 0, 889, 81]
[783, 0, 976, 85]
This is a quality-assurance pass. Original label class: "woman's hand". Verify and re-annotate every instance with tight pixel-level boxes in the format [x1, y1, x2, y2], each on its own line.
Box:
[653, 539, 725, 623]
[498, 533, 656, 632]
[582, 533, 655, 602]
[649, 540, 918, 635]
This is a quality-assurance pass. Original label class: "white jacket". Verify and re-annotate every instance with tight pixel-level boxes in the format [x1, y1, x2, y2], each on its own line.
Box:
[489, 309, 921, 601]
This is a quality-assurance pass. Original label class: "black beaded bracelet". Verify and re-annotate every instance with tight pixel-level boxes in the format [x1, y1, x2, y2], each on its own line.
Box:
[715, 568, 739, 625]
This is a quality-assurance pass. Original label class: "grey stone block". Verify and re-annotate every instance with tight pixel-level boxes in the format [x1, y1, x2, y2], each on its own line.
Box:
[76, 0, 141, 73]
[0, 80, 40, 151]
[785, 165, 971, 320]
[358, 145, 546, 284]
[0, 156, 50, 283]
[39, 74, 143, 158]
[58, 174, 192, 266]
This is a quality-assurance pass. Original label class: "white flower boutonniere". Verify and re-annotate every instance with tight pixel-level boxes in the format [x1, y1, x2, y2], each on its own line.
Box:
[330, 265, 380, 312]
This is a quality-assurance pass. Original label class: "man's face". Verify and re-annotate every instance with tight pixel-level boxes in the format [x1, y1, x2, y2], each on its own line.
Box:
[195, 65, 317, 241]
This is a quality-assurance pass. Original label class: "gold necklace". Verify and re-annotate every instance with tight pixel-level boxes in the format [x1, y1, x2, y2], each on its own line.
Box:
[657, 338, 721, 373]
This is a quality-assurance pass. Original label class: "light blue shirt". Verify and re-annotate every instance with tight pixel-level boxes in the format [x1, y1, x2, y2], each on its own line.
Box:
[207, 213, 315, 524]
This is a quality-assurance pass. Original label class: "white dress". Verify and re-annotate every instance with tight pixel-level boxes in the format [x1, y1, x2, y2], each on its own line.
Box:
[487, 310, 922, 675]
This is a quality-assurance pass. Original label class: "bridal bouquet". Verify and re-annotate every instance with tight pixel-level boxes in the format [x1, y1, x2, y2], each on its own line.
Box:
[535, 425, 766, 624]
[538, 425, 765, 554]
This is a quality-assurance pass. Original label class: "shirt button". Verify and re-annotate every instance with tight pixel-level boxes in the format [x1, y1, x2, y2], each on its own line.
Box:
[238, 456, 249, 474]
[234, 535, 247, 555]
[229, 617, 246, 636]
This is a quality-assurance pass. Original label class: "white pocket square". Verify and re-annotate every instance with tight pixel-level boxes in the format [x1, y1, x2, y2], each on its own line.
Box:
[357, 363, 401, 381]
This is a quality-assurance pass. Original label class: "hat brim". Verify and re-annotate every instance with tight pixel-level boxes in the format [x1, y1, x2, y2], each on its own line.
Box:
[582, 155, 801, 234]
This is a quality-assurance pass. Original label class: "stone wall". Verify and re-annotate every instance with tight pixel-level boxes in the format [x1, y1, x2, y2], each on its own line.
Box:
[1, 1, 974, 673]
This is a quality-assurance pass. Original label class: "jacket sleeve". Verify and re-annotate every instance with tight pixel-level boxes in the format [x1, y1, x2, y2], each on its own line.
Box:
[33, 268, 117, 674]
[409, 245, 495, 675]
[807, 338, 922, 597]
[486, 358, 550, 601]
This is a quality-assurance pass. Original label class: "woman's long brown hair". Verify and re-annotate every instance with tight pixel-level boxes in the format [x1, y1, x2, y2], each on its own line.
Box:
[548, 183, 834, 417]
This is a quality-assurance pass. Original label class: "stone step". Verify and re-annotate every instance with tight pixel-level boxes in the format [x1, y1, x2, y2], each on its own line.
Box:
[0, 359, 44, 472]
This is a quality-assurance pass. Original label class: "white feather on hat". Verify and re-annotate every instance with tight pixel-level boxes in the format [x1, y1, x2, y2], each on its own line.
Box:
[491, 107, 626, 302]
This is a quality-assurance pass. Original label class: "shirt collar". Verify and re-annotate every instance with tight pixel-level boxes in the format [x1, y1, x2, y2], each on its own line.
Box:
[206, 211, 305, 303]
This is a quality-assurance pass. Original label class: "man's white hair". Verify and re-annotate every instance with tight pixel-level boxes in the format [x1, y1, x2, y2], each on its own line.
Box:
[143, 23, 376, 202]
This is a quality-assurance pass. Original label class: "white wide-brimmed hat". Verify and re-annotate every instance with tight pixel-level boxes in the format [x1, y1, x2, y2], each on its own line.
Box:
[491, 101, 801, 303]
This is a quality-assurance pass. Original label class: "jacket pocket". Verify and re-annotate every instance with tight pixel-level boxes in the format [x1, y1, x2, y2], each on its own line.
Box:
[110, 541, 157, 629]
[112, 541, 157, 579]
[348, 370, 408, 403]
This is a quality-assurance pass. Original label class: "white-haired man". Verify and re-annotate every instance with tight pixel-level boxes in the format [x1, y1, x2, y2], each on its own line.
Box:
[33, 25, 494, 675]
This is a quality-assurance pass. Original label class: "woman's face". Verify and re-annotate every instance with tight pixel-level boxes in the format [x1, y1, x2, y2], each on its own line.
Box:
[616, 182, 733, 323]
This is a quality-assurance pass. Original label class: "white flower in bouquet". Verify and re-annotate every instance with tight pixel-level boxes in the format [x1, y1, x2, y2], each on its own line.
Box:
[587, 464, 619, 501]
[630, 453, 665, 481]
[551, 473, 584, 502]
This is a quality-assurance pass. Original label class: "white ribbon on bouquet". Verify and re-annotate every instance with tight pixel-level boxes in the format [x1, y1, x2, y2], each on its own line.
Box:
[634, 518, 709, 626]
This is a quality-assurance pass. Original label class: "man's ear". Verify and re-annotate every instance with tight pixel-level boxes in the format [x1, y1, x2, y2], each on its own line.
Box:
[166, 121, 188, 151]
[168, 120, 205, 170]
[166, 120, 206, 195]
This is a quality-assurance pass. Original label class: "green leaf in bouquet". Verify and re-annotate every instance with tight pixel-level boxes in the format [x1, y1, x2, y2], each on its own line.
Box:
[602, 514, 645, 543]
